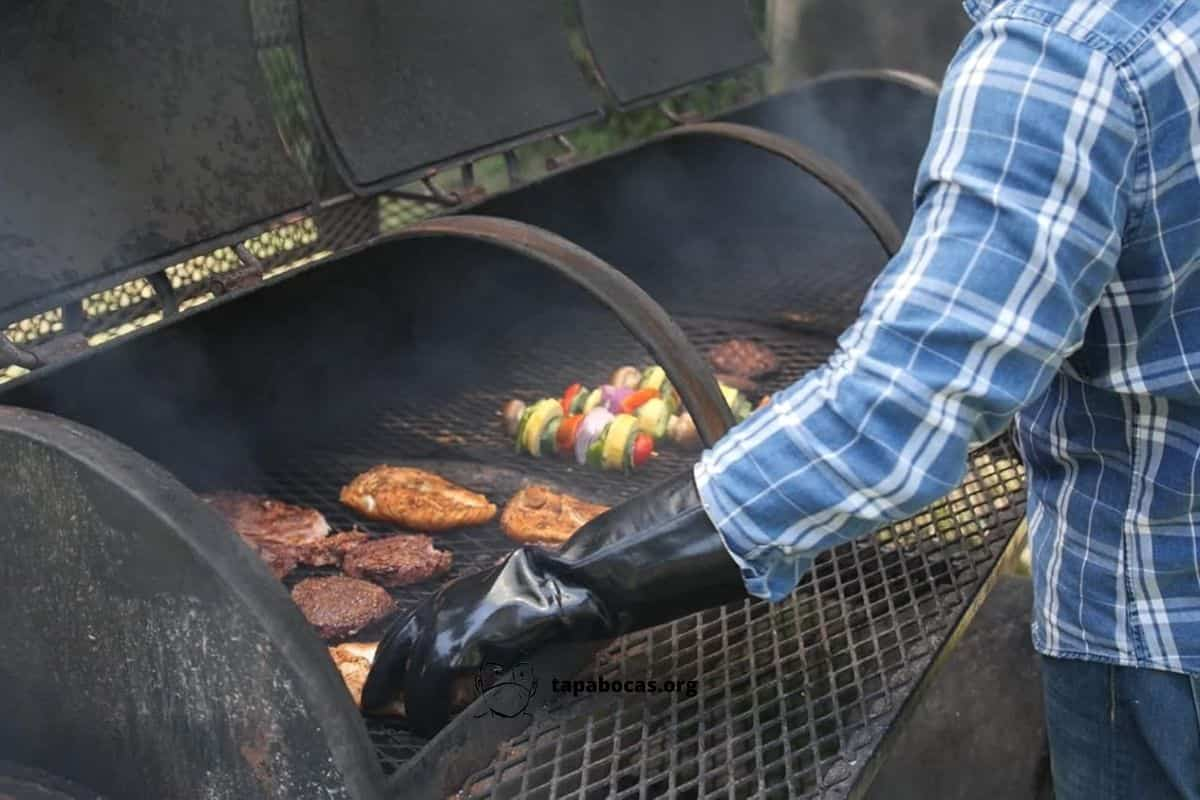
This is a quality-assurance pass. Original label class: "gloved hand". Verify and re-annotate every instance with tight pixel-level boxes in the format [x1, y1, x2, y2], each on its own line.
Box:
[361, 470, 748, 736]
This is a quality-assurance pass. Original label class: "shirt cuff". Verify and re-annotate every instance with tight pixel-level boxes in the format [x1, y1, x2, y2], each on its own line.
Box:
[693, 460, 814, 603]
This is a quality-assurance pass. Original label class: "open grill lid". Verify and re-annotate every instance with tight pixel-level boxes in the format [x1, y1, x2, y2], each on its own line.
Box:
[578, 0, 767, 108]
[0, 0, 314, 329]
[298, 0, 601, 194]
[1, 0, 769, 376]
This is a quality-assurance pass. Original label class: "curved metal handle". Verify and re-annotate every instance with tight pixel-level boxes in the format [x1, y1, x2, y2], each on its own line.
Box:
[0, 333, 39, 370]
[653, 121, 905, 257]
[382, 215, 735, 446]
[806, 68, 941, 97]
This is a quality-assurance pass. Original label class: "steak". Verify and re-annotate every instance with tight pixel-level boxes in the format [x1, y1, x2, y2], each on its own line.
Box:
[342, 534, 453, 587]
[291, 576, 397, 639]
[203, 492, 330, 544]
[298, 530, 370, 568]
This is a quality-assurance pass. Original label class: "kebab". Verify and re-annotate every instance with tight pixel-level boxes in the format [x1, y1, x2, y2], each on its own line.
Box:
[503, 364, 757, 470]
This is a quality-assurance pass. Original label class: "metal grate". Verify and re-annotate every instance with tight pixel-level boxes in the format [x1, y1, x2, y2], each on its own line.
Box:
[174, 308, 1024, 792]
[455, 439, 1023, 799]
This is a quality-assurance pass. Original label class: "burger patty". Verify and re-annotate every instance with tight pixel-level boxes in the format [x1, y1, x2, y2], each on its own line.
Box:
[341, 534, 453, 587]
[340, 465, 497, 531]
[708, 339, 779, 379]
[291, 576, 397, 639]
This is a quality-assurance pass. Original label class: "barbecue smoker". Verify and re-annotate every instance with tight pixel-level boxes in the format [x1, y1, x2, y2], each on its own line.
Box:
[0, 2, 1026, 798]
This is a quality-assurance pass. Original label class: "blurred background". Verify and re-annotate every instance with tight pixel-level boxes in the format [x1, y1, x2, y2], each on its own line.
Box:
[758, 0, 970, 88]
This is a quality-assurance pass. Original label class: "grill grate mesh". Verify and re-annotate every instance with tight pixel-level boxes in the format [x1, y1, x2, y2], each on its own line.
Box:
[190, 310, 1025, 794]
[454, 440, 1023, 800]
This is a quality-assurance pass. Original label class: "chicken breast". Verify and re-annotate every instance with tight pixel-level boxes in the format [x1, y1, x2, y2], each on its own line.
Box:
[500, 486, 609, 546]
[340, 466, 497, 531]
[328, 642, 476, 715]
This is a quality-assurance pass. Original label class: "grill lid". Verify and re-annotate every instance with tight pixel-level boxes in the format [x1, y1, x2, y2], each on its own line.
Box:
[299, 0, 601, 193]
[578, 0, 767, 108]
[0, 0, 313, 328]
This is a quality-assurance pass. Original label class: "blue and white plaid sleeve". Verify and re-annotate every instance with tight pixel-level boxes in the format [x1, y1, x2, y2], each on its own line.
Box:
[694, 17, 1141, 601]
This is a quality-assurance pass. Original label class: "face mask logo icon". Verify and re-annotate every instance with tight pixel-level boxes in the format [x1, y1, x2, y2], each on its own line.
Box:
[475, 658, 537, 719]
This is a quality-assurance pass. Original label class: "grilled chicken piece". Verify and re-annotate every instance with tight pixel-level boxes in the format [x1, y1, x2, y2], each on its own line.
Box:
[291, 576, 396, 640]
[341, 534, 453, 587]
[708, 338, 778, 379]
[340, 466, 497, 531]
[500, 486, 609, 546]
[329, 642, 476, 715]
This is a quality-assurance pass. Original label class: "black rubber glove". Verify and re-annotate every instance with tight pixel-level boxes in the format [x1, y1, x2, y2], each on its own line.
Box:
[361, 470, 748, 736]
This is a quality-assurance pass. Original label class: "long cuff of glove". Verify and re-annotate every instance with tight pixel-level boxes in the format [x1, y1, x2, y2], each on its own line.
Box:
[550, 471, 750, 638]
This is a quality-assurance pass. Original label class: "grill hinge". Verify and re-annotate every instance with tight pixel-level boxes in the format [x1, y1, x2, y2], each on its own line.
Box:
[212, 245, 267, 296]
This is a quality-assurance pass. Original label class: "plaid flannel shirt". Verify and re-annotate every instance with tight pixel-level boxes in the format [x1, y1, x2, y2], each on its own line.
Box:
[696, 0, 1200, 675]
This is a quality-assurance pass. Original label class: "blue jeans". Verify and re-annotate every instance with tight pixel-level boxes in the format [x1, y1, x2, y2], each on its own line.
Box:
[1041, 655, 1200, 799]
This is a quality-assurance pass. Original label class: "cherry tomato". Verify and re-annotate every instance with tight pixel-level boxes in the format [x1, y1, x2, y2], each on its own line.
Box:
[561, 383, 585, 414]
[556, 414, 584, 455]
[631, 433, 654, 467]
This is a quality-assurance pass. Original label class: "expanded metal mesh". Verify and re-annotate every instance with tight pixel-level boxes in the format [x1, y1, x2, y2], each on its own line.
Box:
[455, 439, 1022, 800]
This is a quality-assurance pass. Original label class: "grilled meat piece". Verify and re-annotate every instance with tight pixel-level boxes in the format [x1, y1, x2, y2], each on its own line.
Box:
[500, 486, 609, 546]
[329, 642, 475, 715]
[342, 534, 453, 587]
[340, 466, 497, 531]
[250, 541, 300, 579]
[203, 492, 330, 545]
[203, 492, 333, 578]
[298, 530, 370, 568]
[708, 339, 778, 379]
[329, 642, 392, 711]
[291, 576, 396, 640]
